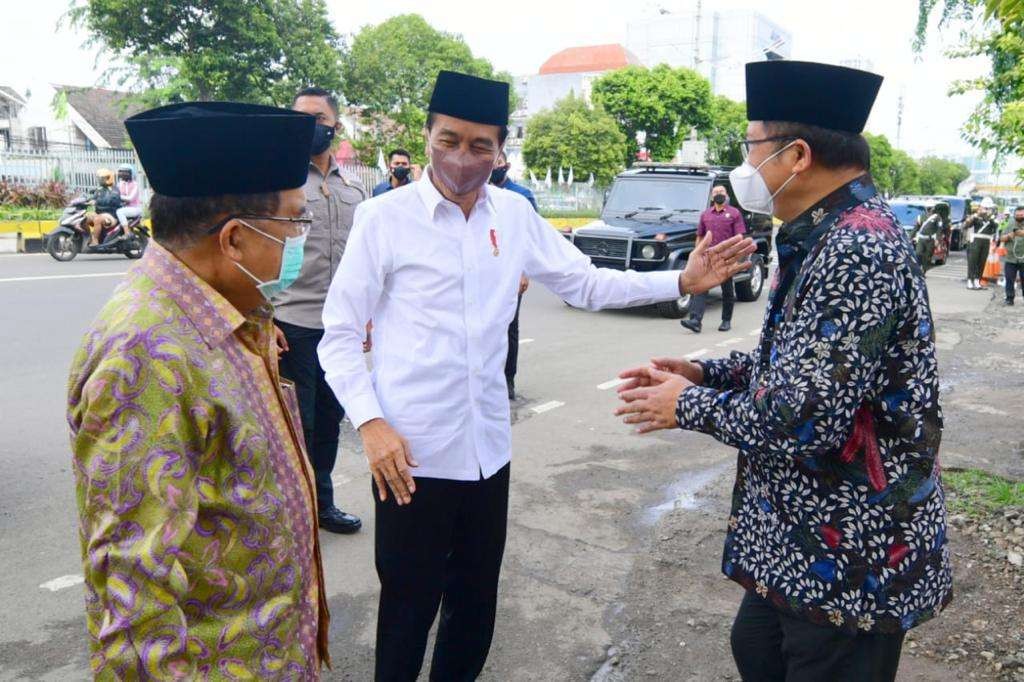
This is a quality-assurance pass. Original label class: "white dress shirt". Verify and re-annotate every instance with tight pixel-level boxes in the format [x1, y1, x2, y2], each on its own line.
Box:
[318, 172, 681, 481]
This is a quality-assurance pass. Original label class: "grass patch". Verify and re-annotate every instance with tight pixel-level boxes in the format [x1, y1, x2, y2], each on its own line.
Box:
[943, 467, 1024, 517]
[540, 209, 601, 220]
[0, 207, 63, 221]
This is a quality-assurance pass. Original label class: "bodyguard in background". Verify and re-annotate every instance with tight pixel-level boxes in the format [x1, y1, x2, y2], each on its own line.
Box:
[372, 149, 416, 197]
[680, 185, 747, 334]
[274, 87, 367, 534]
[489, 149, 536, 399]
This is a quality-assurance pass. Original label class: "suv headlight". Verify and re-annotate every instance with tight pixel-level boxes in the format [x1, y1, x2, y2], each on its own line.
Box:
[641, 244, 657, 259]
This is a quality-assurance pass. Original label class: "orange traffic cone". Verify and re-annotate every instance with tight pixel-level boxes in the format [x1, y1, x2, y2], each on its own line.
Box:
[982, 241, 1003, 283]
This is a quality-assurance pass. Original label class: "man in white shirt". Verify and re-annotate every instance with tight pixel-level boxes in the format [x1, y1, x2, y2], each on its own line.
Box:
[318, 70, 754, 681]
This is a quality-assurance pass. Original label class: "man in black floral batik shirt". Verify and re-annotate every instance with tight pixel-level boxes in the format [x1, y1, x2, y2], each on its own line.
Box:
[616, 61, 950, 682]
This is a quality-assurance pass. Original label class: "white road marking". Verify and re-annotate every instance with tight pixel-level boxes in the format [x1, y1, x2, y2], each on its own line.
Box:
[749, 329, 761, 336]
[331, 474, 353, 489]
[0, 272, 125, 284]
[685, 348, 708, 360]
[597, 377, 628, 390]
[531, 400, 565, 414]
[518, 338, 534, 345]
[40, 574, 84, 592]
[717, 337, 743, 347]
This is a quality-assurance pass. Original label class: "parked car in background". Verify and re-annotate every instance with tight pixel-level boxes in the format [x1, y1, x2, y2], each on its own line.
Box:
[888, 199, 930, 239]
[567, 163, 773, 318]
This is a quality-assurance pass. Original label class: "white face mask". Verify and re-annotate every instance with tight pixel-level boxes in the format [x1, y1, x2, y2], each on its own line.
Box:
[728, 141, 799, 217]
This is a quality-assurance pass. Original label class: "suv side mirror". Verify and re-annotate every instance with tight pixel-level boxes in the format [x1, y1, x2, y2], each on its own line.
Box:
[603, 189, 609, 208]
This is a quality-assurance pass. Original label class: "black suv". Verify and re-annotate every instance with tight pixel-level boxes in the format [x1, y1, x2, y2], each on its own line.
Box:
[569, 163, 773, 318]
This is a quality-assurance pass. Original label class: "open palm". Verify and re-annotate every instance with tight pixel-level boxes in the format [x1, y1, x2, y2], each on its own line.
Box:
[681, 233, 756, 295]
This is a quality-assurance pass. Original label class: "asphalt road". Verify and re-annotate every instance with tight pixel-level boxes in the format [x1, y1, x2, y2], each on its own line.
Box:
[0, 249, 982, 680]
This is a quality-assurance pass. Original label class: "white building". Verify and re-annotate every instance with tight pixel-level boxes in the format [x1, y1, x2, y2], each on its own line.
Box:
[524, 44, 642, 117]
[626, 8, 791, 101]
[508, 44, 641, 180]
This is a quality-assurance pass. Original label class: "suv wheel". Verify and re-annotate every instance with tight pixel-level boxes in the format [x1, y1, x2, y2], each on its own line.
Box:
[736, 255, 766, 302]
[657, 293, 691, 319]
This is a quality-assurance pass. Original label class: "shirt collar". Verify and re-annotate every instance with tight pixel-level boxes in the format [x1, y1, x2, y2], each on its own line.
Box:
[777, 173, 876, 252]
[136, 240, 251, 348]
[309, 155, 342, 179]
[415, 166, 496, 219]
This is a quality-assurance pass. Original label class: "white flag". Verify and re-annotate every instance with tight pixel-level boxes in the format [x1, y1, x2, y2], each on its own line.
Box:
[529, 170, 538, 187]
[376, 148, 387, 172]
[567, 166, 574, 185]
[558, 166, 565, 185]
[544, 167, 552, 189]
[587, 172, 595, 187]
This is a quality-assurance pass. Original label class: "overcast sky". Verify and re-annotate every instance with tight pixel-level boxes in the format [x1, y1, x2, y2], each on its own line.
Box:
[2, 0, 991, 159]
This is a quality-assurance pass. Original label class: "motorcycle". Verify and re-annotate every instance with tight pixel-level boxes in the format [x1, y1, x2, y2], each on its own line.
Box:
[45, 196, 149, 262]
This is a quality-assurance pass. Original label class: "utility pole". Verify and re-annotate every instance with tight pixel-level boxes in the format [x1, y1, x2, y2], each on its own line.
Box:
[896, 91, 905, 149]
[693, 0, 703, 68]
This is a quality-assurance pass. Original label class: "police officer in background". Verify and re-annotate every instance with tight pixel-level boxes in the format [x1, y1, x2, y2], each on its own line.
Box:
[965, 197, 999, 289]
[273, 86, 368, 535]
[912, 202, 949, 274]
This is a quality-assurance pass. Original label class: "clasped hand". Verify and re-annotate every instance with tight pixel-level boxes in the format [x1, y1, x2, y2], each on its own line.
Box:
[614, 357, 703, 433]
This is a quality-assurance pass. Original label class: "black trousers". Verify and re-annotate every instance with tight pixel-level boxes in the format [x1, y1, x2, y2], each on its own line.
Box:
[1006, 261, 1024, 301]
[731, 591, 905, 682]
[276, 319, 344, 513]
[374, 464, 510, 682]
[689, 277, 734, 323]
[504, 293, 522, 388]
[967, 237, 990, 280]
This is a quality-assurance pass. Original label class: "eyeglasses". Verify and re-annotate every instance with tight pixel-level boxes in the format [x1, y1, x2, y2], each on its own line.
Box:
[207, 211, 314, 235]
[740, 136, 797, 160]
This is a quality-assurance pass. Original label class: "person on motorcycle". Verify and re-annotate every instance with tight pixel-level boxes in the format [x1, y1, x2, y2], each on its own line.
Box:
[85, 168, 123, 246]
[115, 164, 142, 237]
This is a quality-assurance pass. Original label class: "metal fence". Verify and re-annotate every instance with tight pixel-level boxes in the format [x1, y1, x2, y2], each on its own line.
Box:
[0, 147, 146, 195]
[0, 148, 391, 202]
[529, 183, 604, 214]
[340, 163, 386, 192]
[0, 149, 598, 213]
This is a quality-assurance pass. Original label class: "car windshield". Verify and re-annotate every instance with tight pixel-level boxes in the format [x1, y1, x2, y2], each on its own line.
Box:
[890, 203, 927, 227]
[604, 177, 709, 218]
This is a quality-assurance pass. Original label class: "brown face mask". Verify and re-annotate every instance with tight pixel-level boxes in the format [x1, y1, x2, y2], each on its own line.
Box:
[430, 144, 495, 196]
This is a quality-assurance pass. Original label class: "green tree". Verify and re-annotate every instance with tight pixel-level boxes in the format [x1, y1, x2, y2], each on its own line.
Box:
[892, 149, 924, 195]
[866, 133, 933, 196]
[68, 0, 343, 106]
[522, 95, 626, 186]
[916, 0, 1024, 178]
[865, 133, 897, 195]
[591, 65, 712, 164]
[701, 95, 747, 166]
[340, 14, 517, 165]
[917, 156, 971, 194]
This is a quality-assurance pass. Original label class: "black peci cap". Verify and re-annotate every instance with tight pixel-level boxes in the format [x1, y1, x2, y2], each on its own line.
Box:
[124, 101, 315, 197]
[428, 71, 510, 127]
[745, 61, 883, 134]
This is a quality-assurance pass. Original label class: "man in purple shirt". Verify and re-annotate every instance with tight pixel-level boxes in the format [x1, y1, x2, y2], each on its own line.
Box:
[681, 185, 747, 333]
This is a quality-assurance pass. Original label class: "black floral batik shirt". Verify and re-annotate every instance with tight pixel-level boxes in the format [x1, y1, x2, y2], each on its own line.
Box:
[677, 175, 952, 634]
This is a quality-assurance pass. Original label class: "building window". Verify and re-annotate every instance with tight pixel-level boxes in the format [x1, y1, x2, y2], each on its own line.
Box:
[517, 126, 524, 139]
[28, 126, 48, 151]
[0, 129, 9, 150]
